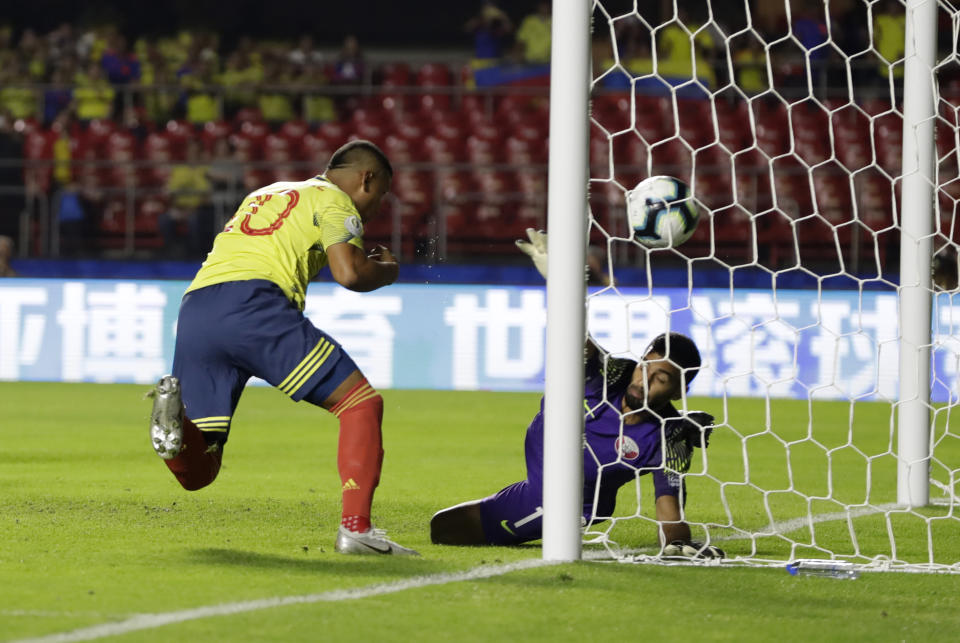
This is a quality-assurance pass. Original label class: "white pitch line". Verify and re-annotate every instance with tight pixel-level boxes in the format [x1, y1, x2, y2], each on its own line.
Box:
[722, 503, 901, 540]
[7, 558, 558, 643]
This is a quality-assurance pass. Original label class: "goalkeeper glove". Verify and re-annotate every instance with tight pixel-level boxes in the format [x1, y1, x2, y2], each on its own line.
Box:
[515, 228, 548, 279]
[663, 540, 726, 559]
[665, 411, 715, 450]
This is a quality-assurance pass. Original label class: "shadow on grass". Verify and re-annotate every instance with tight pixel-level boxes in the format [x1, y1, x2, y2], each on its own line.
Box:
[187, 547, 455, 576]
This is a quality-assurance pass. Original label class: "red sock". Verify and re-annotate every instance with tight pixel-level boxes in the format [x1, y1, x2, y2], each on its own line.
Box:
[164, 416, 222, 491]
[331, 379, 383, 534]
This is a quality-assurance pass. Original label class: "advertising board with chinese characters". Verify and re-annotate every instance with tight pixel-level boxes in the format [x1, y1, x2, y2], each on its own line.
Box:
[1, 279, 959, 402]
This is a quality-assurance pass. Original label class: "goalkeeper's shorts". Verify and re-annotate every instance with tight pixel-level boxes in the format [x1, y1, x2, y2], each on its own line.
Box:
[478, 479, 544, 545]
[172, 279, 358, 443]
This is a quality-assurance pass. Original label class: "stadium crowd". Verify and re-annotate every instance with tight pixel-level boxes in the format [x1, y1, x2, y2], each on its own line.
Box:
[0, 0, 949, 270]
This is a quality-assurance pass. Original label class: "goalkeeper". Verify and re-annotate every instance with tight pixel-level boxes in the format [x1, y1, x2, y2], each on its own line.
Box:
[430, 230, 723, 559]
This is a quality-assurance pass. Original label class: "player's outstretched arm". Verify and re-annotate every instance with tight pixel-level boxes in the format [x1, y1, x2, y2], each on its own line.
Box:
[515, 228, 548, 279]
[655, 494, 725, 559]
[327, 242, 399, 292]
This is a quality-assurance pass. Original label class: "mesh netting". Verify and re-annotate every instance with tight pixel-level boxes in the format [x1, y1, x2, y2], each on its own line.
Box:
[582, 0, 960, 572]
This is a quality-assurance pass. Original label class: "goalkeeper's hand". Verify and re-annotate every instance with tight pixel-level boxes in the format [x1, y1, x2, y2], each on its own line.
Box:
[663, 539, 726, 559]
[516, 228, 548, 279]
[665, 411, 715, 450]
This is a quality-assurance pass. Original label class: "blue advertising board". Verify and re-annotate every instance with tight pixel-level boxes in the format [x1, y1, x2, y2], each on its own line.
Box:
[1, 279, 957, 403]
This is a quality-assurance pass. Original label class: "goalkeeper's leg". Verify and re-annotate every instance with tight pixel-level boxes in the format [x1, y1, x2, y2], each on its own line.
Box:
[431, 501, 487, 545]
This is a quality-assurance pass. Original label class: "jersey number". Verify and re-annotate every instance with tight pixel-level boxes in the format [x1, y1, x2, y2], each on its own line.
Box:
[225, 189, 301, 236]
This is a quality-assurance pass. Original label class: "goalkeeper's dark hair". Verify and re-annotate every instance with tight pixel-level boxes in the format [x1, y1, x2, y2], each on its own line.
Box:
[644, 332, 701, 390]
[326, 139, 393, 177]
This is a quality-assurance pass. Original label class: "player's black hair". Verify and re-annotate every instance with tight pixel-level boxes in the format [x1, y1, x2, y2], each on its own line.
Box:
[326, 139, 393, 177]
[644, 332, 701, 389]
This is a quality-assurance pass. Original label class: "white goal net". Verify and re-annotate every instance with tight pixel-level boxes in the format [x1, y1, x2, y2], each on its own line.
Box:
[580, 0, 960, 572]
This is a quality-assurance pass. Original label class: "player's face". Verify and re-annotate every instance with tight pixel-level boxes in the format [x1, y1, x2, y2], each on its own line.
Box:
[623, 351, 682, 413]
[354, 169, 392, 220]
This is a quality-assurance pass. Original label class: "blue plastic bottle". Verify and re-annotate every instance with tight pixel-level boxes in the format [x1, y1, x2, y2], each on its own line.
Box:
[786, 559, 860, 579]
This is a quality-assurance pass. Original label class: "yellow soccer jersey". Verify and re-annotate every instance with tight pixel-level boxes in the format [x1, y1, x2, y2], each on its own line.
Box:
[186, 175, 365, 310]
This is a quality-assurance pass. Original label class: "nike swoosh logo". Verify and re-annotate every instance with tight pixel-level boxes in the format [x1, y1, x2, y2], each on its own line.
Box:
[500, 520, 516, 535]
[357, 538, 391, 553]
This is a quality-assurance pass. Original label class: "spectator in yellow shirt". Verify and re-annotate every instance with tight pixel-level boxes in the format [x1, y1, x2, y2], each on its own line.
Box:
[159, 138, 215, 258]
[73, 63, 115, 122]
[874, 0, 905, 80]
[515, 2, 552, 64]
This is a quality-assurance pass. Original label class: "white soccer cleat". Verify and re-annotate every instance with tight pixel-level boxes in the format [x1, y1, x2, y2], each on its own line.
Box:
[334, 526, 420, 556]
[149, 375, 184, 460]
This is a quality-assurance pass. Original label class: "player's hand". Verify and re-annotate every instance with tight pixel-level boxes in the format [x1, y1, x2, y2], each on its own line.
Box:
[515, 228, 548, 279]
[369, 244, 397, 265]
[666, 411, 715, 450]
[663, 539, 726, 559]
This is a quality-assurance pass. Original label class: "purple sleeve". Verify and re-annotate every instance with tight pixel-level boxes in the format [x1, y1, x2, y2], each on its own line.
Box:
[652, 468, 684, 501]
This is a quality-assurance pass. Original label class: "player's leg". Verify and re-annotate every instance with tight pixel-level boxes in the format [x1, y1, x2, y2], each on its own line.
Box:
[300, 364, 416, 555]
[149, 374, 223, 491]
[236, 285, 414, 555]
[430, 500, 487, 545]
[150, 284, 248, 490]
[320, 370, 382, 535]
[432, 480, 544, 546]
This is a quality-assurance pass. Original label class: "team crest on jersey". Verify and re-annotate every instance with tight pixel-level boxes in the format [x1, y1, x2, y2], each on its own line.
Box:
[615, 436, 640, 460]
[344, 215, 363, 238]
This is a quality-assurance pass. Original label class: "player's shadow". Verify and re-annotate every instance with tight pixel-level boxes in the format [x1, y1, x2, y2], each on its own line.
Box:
[188, 547, 449, 576]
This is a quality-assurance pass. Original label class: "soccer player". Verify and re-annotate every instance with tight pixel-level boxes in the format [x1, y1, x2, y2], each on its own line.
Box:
[148, 140, 417, 555]
[430, 230, 724, 558]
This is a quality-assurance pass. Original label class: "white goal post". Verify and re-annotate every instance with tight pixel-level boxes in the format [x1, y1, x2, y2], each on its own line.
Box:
[543, 0, 960, 572]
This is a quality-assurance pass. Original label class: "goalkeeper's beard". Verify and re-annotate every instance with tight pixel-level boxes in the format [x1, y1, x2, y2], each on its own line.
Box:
[623, 386, 647, 413]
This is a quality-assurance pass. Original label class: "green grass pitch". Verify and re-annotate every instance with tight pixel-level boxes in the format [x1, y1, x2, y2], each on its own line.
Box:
[2, 381, 960, 642]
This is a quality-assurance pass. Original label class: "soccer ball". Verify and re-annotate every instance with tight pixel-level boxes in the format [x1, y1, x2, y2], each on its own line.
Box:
[626, 176, 700, 249]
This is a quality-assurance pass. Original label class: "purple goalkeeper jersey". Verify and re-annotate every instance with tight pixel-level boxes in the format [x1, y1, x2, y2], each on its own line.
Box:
[477, 351, 681, 545]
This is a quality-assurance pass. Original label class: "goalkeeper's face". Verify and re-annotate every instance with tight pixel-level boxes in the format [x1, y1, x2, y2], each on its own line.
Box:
[623, 352, 682, 413]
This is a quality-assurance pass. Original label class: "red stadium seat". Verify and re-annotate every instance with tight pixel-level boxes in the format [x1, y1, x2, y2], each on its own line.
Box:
[504, 135, 545, 165]
[620, 133, 651, 172]
[301, 132, 336, 165]
[201, 120, 233, 148]
[380, 62, 412, 87]
[650, 139, 692, 182]
[715, 100, 751, 153]
[163, 120, 194, 156]
[429, 112, 465, 141]
[264, 133, 293, 162]
[280, 119, 310, 140]
[772, 156, 811, 215]
[675, 98, 714, 149]
[382, 134, 421, 163]
[465, 134, 501, 164]
[315, 120, 353, 145]
[422, 134, 465, 163]
[417, 63, 453, 87]
[392, 112, 428, 141]
[135, 196, 168, 242]
[234, 107, 263, 125]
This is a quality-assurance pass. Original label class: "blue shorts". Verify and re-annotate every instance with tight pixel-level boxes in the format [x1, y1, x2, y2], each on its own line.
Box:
[172, 280, 358, 444]
[479, 480, 544, 545]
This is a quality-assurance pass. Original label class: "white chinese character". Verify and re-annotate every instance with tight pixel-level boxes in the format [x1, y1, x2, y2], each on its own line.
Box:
[0, 286, 47, 379]
[712, 293, 800, 397]
[57, 282, 168, 383]
[808, 295, 899, 399]
[304, 289, 402, 388]
[443, 289, 546, 389]
[587, 293, 672, 358]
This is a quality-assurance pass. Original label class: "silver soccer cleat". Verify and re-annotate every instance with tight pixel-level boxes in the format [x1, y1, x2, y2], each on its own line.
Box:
[149, 375, 184, 460]
[334, 526, 420, 556]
